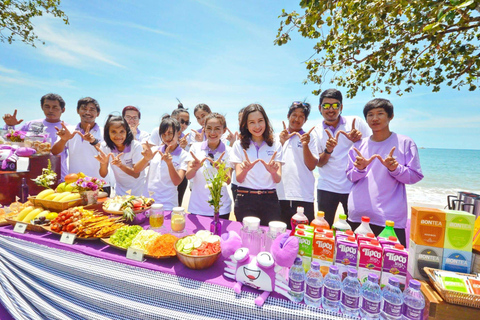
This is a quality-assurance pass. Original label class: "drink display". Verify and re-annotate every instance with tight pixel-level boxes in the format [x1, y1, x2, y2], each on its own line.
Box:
[402, 280, 425, 320]
[304, 261, 323, 307]
[310, 211, 330, 230]
[322, 265, 342, 312]
[354, 216, 374, 235]
[149, 203, 164, 229]
[340, 268, 361, 318]
[381, 277, 403, 320]
[332, 213, 351, 236]
[360, 273, 381, 320]
[379, 220, 397, 239]
[288, 257, 305, 303]
[264, 221, 287, 253]
[290, 206, 309, 236]
[171, 207, 186, 233]
[240, 216, 264, 256]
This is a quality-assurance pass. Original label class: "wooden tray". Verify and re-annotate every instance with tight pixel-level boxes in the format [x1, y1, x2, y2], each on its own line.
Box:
[424, 267, 480, 309]
[5, 216, 47, 233]
[101, 237, 176, 259]
[29, 196, 83, 212]
[42, 225, 100, 241]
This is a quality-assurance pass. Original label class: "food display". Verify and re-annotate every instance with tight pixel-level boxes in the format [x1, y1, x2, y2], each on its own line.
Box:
[31, 188, 83, 211]
[175, 230, 221, 256]
[109, 225, 143, 249]
[103, 195, 155, 221]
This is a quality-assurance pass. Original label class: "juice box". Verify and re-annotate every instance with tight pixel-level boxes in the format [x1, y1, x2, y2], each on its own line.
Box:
[357, 233, 377, 244]
[443, 210, 475, 251]
[410, 207, 445, 248]
[312, 232, 335, 277]
[334, 236, 358, 280]
[294, 229, 314, 271]
[296, 224, 315, 233]
[358, 240, 383, 283]
[381, 244, 408, 290]
[442, 248, 472, 274]
[336, 230, 355, 241]
[407, 240, 443, 280]
[378, 236, 400, 247]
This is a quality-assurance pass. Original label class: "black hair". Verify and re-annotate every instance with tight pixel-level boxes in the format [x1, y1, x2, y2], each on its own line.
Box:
[363, 98, 394, 119]
[204, 112, 227, 129]
[159, 115, 181, 140]
[240, 104, 274, 149]
[41, 93, 65, 109]
[319, 89, 343, 105]
[172, 104, 189, 117]
[122, 106, 141, 119]
[77, 97, 100, 113]
[103, 115, 134, 150]
[287, 101, 311, 119]
[193, 103, 212, 115]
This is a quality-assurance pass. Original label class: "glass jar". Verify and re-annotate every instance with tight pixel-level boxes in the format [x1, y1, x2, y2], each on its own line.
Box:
[240, 216, 264, 256]
[171, 207, 186, 233]
[264, 221, 287, 253]
[149, 203, 164, 230]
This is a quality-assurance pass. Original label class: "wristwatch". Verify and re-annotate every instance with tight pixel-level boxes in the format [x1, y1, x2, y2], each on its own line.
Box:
[324, 148, 332, 155]
[90, 138, 99, 146]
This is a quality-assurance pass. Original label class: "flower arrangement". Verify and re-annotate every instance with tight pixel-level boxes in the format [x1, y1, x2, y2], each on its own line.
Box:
[5, 130, 27, 142]
[204, 161, 229, 214]
[72, 176, 106, 192]
[32, 159, 57, 188]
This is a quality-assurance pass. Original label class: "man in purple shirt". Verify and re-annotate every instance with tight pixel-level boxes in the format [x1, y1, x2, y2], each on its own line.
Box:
[346, 98, 424, 246]
[2, 93, 69, 180]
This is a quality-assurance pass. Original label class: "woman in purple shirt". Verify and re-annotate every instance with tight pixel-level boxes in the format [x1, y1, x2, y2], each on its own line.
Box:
[346, 98, 424, 246]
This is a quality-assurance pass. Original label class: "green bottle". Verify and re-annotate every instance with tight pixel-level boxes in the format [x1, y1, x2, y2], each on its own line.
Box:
[378, 220, 397, 239]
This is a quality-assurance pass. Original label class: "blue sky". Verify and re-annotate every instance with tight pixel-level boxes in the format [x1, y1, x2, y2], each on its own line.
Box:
[1, 0, 479, 150]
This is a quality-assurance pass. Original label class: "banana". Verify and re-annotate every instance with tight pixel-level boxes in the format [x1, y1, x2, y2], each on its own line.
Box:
[44, 193, 58, 201]
[60, 193, 81, 202]
[35, 210, 50, 219]
[36, 189, 55, 200]
[52, 192, 71, 202]
[22, 208, 43, 223]
[16, 206, 35, 221]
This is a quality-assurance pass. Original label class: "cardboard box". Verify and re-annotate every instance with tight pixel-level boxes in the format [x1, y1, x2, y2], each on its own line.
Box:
[334, 236, 358, 280]
[442, 248, 472, 274]
[408, 240, 443, 281]
[410, 207, 445, 248]
[443, 210, 475, 251]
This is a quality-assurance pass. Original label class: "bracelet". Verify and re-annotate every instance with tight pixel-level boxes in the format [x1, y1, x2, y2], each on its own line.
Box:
[324, 148, 332, 155]
[90, 138, 99, 146]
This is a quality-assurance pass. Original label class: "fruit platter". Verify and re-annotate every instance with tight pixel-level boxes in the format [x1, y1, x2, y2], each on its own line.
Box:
[102, 195, 155, 221]
[174, 230, 222, 269]
[102, 226, 178, 259]
[29, 188, 83, 212]
[44, 207, 125, 240]
[5, 201, 59, 232]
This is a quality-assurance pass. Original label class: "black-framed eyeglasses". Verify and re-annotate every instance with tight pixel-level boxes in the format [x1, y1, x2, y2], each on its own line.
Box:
[180, 119, 191, 126]
[321, 103, 341, 110]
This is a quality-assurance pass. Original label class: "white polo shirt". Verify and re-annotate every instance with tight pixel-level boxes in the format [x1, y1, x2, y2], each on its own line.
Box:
[144, 144, 190, 210]
[100, 140, 145, 196]
[148, 127, 161, 146]
[229, 139, 284, 190]
[62, 123, 104, 181]
[311, 115, 371, 194]
[276, 130, 318, 202]
[188, 141, 233, 216]
[135, 129, 150, 144]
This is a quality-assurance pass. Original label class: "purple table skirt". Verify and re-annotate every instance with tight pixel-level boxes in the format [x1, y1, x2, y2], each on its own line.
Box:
[0, 212, 287, 318]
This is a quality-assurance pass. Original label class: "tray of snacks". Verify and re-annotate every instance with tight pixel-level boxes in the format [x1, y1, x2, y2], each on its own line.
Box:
[102, 195, 154, 215]
[0, 201, 28, 226]
[29, 189, 83, 212]
[101, 227, 178, 259]
[4, 205, 58, 232]
[424, 267, 480, 309]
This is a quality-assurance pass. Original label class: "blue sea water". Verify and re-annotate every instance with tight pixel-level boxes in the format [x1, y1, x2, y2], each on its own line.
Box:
[406, 148, 480, 207]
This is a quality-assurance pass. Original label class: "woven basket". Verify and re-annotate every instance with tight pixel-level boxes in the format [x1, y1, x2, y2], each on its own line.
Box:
[29, 196, 83, 212]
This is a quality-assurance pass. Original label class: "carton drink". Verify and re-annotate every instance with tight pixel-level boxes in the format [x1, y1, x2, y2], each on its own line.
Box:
[335, 229, 355, 241]
[312, 232, 335, 277]
[378, 235, 400, 247]
[334, 236, 358, 280]
[442, 248, 472, 274]
[296, 224, 315, 233]
[407, 239, 443, 280]
[410, 207, 445, 247]
[443, 210, 475, 251]
[358, 239, 383, 283]
[357, 232, 377, 244]
[294, 229, 313, 271]
[381, 244, 408, 290]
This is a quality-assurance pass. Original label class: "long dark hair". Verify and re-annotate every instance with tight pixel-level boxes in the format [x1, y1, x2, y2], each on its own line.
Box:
[104, 115, 134, 150]
[240, 104, 274, 150]
[159, 115, 181, 141]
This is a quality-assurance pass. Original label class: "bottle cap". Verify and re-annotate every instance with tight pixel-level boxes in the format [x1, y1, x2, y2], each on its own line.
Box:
[409, 280, 421, 290]
[268, 221, 286, 234]
[368, 273, 379, 282]
[296, 230, 305, 236]
[172, 207, 184, 213]
[311, 261, 320, 269]
[388, 236, 398, 241]
[394, 244, 405, 250]
[151, 203, 163, 210]
[339, 213, 347, 220]
[242, 216, 260, 230]
[345, 230, 354, 236]
[347, 267, 357, 277]
[294, 257, 302, 265]
[366, 233, 375, 238]
[388, 277, 399, 287]
[347, 236, 356, 242]
[297, 206, 304, 214]
[329, 265, 339, 275]
[314, 227, 325, 234]
[326, 233, 333, 238]
[316, 211, 325, 218]
[370, 240, 379, 246]
[361, 216, 370, 223]
[385, 220, 395, 227]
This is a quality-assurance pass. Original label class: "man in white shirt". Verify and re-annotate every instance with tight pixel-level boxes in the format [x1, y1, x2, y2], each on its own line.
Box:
[311, 89, 371, 226]
[122, 106, 150, 143]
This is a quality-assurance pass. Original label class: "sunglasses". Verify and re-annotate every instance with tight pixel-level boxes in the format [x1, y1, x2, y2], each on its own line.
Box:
[180, 119, 191, 126]
[321, 103, 341, 110]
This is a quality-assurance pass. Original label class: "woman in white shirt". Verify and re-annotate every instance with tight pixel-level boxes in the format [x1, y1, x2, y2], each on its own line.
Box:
[229, 104, 284, 225]
[186, 113, 232, 219]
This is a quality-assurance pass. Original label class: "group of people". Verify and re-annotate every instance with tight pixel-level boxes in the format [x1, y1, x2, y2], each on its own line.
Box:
[2, 89, 424, 245]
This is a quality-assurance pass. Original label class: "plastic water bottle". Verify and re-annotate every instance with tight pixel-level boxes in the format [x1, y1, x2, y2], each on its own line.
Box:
[290, 206, 309, 235]
[381, 277, 404, 320]
[354, 216, 374, 235]
[322, 265, 342, 312]
[378, 220, 398, 239]
[304, 261, 323, 307]
[288, 257, 305, 303]
[360, 273, 381, 319]
[402, 280, 425, 320]
[340, 267, 361, 317]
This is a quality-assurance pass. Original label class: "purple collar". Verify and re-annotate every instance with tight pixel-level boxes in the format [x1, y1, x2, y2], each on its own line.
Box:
[180, 132, 185, 139]
[322, 116, 346, 134]
[200, 140, 226, 154]
[297, 129, 305, 135]
[161, 144, 182, 156]
[112, 144, 131, 154]
[75, 122, 100, 134]
[252, 140, 266, 151]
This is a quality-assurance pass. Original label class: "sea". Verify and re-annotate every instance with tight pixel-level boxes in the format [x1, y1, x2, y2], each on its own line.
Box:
[405, 148, 480, 208]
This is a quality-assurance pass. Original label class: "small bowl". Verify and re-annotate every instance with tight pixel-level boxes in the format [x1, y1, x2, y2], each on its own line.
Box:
[126, 211, 147, 225]
[174, 237, 221, 270]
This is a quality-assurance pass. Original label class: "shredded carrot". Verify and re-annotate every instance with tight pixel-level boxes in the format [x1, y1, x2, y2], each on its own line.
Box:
[146, 234, 178, 257]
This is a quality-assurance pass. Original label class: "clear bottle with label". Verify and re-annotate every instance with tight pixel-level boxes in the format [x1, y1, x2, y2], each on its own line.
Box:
[289, 257, 306, 303]
[322, 265, 342, 312]
[304, 261, 323, 307]
[240, 216, 264, 256]
[360, 273, 381, 320]
[341, 268, 361, 317]
[264, 221, 287, 253]
[381, 277, 403, 320]
[402, 280, 425, 320]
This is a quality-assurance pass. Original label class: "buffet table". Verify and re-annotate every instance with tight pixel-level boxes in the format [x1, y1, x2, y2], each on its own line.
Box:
[0, 213, 351, 320]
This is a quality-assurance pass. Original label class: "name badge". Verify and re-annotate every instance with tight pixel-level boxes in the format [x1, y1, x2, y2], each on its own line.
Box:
[126, 247, 145, 262]
[60, 232, 77, 245]
[13, 222, 27, 234]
